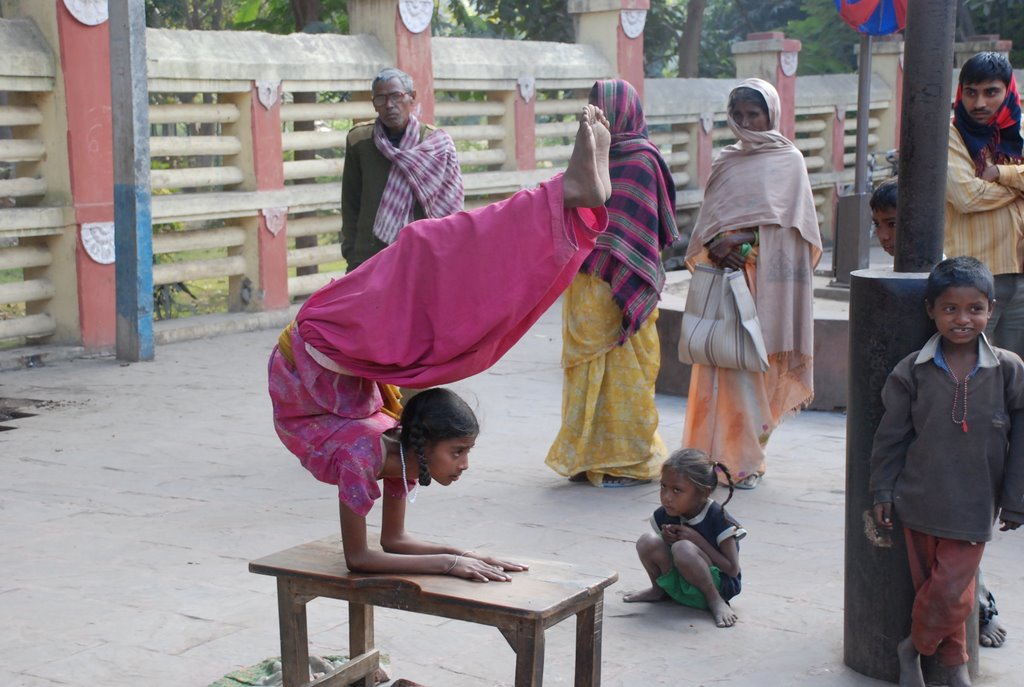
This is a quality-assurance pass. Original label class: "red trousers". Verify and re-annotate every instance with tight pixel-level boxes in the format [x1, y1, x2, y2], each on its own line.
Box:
[904, 528, 985, 667]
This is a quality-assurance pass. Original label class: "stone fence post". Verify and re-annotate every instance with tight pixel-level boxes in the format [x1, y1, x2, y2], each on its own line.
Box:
[568, 0, 649, 98]
[54, 1, 116, 349]
[235, 81, 289, 311]
[349, 0, 436, 122]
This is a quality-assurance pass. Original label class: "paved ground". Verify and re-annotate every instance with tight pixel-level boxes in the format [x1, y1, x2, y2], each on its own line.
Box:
[3, 297, 1023, 686]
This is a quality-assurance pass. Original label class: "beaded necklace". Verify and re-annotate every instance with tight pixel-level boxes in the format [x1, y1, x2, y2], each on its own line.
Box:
[399, 443, 419, 504]
[945, 366, 969, 433]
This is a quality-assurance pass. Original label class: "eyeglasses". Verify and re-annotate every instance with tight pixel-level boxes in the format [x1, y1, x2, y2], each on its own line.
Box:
[372, 91, 410, 108]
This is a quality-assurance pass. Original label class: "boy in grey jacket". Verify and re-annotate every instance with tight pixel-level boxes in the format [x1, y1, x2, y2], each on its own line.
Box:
[870, 256, 1024, 687]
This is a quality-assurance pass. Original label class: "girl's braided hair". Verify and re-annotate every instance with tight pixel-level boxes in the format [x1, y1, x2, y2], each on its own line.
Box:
[399, 388, 479, 486]
[663, 448, 735, 506]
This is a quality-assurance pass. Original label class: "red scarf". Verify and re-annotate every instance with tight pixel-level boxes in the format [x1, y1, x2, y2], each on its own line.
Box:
[952, 75, 1024, 176]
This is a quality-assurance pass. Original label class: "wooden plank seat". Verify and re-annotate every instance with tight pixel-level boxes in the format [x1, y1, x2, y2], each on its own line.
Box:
[249, 536, 618, 687]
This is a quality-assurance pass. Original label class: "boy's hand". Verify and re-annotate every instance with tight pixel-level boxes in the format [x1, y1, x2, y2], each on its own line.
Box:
[999, 519, 1021, 531]
[873, 502, 893, 530]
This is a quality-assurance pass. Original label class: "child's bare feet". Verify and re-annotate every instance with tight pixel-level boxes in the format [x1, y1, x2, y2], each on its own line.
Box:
[980, 615, 1007, 647]
[709, 597, 737, 627]
[563, 105, 612, 208]
[896, 636, 925, 687]
[947, 663, 971, 687]
[623, 587, 666, 603]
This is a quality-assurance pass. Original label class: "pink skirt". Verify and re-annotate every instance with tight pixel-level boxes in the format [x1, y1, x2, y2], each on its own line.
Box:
[268, 326, 408, 517]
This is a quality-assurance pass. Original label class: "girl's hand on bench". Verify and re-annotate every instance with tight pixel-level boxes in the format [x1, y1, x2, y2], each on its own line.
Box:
[450, 552, 529, 582]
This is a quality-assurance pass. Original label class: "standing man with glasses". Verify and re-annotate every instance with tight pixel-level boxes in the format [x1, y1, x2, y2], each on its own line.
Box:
[341, 67, 464, 273]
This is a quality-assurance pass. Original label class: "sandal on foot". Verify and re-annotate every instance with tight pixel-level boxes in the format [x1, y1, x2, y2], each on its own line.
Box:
[600, 475, 652, 488]
[735, 474, 762, 490]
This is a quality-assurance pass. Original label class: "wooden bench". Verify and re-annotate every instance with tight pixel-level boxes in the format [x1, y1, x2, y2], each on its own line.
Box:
[249, 536, 618, 687]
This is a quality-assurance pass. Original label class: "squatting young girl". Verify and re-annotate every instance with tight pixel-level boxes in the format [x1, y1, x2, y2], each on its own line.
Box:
[624, 448, 745, 627]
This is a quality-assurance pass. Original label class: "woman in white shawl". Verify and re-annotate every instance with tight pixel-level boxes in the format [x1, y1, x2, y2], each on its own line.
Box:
[683, 78, 823, 489]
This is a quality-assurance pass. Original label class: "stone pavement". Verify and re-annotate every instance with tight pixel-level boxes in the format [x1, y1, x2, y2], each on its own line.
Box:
[2, 301, 1023, 687]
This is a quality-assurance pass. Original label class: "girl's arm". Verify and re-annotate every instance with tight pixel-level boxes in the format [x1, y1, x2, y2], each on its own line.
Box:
[378, 494, 528, 571]
[666, 525, 740, 578]
[340, 497, 518, 581]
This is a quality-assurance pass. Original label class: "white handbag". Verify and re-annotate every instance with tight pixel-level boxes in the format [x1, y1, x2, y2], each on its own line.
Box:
[677, 264, 769, 371]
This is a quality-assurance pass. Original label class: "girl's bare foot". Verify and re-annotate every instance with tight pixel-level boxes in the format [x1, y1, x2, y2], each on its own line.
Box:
[623, 587, 666, 603]
[563, 105, 612, 208]
[709, 597, 737, 627]
[897, 636, 925, 687]
[946, 663, 971, 687]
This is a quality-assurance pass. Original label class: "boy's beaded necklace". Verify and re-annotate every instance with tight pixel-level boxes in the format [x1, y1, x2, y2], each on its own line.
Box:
[945, 366, 969, 433]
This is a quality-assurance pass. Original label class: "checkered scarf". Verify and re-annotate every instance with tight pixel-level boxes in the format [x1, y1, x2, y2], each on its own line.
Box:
[371, 115, 464, 244]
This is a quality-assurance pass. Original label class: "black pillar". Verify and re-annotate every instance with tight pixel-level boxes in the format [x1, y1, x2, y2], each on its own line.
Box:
[893, 0, 955, 273]
[844, 270, 931, 682]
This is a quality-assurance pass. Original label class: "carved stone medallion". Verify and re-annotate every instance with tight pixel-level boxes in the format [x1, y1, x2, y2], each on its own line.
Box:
[255, 80, 281, 110]
[399, 0, 434, 34]
[517, 76, 536, 103]
[262, 207, 288, 236]
[700, 113, 714, 135]
[81, 221, 115, 265]
[63, 0, 108, 26]
[620, 10, 647, 39]
[780, 51, 799, 77]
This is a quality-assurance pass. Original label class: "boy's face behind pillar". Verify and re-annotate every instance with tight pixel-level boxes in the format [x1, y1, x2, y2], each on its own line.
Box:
[871, 207, 898, 257]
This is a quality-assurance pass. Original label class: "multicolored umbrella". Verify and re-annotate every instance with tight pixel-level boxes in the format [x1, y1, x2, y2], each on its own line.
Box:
[835, 0, 907, 35]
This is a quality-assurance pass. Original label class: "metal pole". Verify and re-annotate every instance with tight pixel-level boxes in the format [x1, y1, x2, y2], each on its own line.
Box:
[830, 34, 874, 286]
[854, 33, 873, 195]
[844, 0, 967, 682]
[109, 0, 154, 361]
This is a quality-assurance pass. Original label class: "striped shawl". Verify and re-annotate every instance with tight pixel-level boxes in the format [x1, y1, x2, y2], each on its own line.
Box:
[372, 115, 464, 244]
[582, 80, 679, 343]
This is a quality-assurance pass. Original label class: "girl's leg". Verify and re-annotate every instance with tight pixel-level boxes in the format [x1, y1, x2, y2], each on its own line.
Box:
[623, 533, 671, 602]
[670, 540, 737, 627]
[563, 105, 612, 209]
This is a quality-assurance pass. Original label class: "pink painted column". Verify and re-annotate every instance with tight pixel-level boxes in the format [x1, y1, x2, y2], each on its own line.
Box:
[617, 0, 648, 100]
[394, 12, 435, 123]
[696, 116, 714, 187]
[514, 85, 536, 170]
[55, 0, 115, 348]
[732, 32, 802, 141]
[250, 82, 289, 310]
[832, 106, 847, 172]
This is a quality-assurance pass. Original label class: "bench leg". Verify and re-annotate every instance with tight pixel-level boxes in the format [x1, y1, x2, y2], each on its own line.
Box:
[574, 595, 604, 687]
[348, 602, 376, 687]
[278, 578, 310, 687]
[512, 619, 545, 687]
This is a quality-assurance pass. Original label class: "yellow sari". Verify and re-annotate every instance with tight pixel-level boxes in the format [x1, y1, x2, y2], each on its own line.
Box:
[544, 273, 666, 486]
